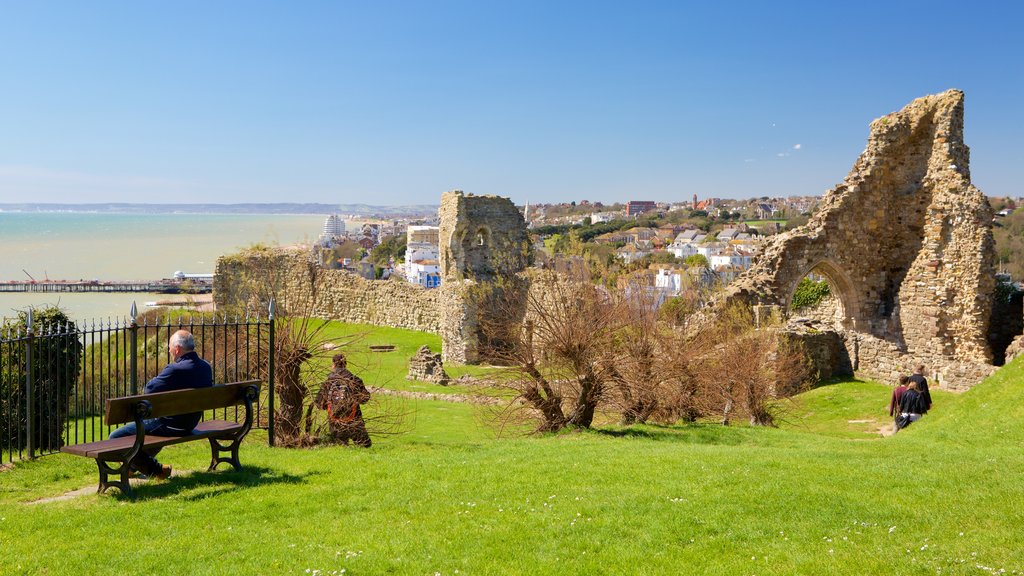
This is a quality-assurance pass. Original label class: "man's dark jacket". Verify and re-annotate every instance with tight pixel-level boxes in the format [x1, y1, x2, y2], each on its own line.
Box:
[144, 350, 213, 432]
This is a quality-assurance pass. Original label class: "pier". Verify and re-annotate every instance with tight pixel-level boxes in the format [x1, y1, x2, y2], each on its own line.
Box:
[0, 280, 212, 294]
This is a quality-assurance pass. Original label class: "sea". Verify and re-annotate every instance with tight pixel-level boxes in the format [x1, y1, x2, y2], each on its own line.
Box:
[0, 212, 326, 323]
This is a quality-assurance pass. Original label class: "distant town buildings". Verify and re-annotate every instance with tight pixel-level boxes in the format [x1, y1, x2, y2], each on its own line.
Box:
[404, 225, 442, 288]
[308, 193, 827, 294]
[626, 200, 657, 217]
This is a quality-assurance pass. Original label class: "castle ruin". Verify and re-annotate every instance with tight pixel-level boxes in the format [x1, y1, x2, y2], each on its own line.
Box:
[719, 90, 997, 389]
[214, 90, 1007, 390]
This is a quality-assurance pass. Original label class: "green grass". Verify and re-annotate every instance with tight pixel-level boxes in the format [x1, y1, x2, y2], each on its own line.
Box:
[313, 320, 499, 396]
[776, 378, 959, 439]
[2, 323, 1023, 574]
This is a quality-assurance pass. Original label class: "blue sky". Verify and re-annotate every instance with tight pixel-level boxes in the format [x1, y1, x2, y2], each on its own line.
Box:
[1, 1, 1021, 206]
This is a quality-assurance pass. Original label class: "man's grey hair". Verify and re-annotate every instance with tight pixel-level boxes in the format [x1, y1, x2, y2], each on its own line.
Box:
[171, 331, 196, 352]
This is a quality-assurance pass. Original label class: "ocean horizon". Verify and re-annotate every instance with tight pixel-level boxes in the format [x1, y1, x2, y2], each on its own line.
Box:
[0, 212, 326, 322]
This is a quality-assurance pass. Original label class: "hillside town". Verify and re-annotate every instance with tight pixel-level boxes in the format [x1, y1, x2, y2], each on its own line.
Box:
[310, 195, 818, 295]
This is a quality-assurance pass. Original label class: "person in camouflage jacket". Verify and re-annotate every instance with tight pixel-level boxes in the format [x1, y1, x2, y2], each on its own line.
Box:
[315, 353, 371, 447]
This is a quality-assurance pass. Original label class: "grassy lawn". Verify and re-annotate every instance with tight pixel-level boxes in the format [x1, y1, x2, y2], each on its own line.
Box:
[2, 323, 1023, 574]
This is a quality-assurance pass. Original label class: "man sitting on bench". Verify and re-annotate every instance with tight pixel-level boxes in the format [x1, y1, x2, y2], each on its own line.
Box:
[108, 329, 213, 479]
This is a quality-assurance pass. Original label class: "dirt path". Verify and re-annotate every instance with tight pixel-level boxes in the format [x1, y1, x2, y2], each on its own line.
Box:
[369, 386, 505, 405]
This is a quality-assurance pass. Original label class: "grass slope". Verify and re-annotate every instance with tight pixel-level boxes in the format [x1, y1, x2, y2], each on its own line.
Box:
[1, 325, 1022, 575]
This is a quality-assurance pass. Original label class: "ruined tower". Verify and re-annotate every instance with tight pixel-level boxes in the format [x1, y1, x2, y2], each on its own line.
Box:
[437, 190, 532, 363]
[718, 90, 996, 389]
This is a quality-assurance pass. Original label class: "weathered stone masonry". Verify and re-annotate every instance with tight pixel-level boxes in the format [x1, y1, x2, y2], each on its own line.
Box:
[214, 191, 532, 364]
[719, 90, 997, 390]
[214, 248, 443, 333]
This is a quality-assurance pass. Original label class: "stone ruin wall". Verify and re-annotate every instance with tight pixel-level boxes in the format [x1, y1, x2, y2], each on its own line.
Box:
[213, 191, 534, 365]
[214, 248, 444, 334]
[437, 191, 533, 363]
[720, 90, 998, 390]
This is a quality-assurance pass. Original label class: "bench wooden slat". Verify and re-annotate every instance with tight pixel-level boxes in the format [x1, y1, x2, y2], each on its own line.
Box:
[60, 420, 244, 459]
[104, 380, 260, 425]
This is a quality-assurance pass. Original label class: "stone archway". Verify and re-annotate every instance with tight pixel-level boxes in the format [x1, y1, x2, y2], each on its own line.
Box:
[714, 90, 997, 389]
[785, 259, 859, 331]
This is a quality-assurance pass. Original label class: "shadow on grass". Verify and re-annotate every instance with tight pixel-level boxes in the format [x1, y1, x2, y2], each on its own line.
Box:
[125, 465, 316, 502]
[590, 423, 748, 446]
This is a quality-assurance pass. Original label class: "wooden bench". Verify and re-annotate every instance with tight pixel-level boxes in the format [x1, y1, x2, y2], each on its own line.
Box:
[60, 380, 261, 497]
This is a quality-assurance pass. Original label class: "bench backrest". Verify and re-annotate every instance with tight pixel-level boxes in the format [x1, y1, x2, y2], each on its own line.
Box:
[104, 380, 262, 426]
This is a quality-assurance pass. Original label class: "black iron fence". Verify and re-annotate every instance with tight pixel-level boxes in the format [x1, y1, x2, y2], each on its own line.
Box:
[1, 304, 277, 464]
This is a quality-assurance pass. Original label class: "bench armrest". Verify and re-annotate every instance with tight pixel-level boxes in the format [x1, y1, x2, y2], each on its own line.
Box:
[120, 400, 153, 464]
[236, 385, 259, 440]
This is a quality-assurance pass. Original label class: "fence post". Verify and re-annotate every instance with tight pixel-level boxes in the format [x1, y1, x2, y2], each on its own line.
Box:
[267, 299, 276, 447]
[25, 308, 35, 459]
[129, 302, 139, 395]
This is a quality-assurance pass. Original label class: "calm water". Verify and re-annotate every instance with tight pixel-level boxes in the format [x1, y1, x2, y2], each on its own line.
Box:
[0, 212, 325, 322]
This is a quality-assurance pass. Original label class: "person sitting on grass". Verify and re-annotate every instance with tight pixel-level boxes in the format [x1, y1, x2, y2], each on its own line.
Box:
[888, 375, 910, 434]
[894, 379, 927, 432]
[107, 329, 213, 479]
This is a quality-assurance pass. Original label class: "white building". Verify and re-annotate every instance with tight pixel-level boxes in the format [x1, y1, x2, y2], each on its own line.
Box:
[406, 260, 441, 288]
[654, 268, 683, 293]
[667, 241, 699, 259]
[405, 225, 442, 288]
[322, 214, 345, 237]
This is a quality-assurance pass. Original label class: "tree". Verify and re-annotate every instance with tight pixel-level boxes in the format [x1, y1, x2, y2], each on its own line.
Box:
[684, 254, 709, 269]
[606, 282, 674, 425]
[0, 306, 82, 451]
[791, 277, 831, 309]
[650, 251, 682, 265]
[783, 214, 809, 231]
[478, 271, 624, 432]
[370, 234, 407, 267]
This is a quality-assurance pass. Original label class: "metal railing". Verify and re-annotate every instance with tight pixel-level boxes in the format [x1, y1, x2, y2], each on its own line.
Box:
[1, 302, 276, 464]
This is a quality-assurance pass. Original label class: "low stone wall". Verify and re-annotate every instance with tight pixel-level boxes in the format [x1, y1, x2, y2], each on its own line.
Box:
[844, 331, 996, 391]
[214, 247, 442, 334]
[780, 325, 853, 381]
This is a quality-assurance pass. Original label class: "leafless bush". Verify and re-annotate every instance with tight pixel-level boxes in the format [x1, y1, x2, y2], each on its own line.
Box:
[477, 270, 622, 432]
[687, 303, 813, 426]
[477, 271, 813, 432]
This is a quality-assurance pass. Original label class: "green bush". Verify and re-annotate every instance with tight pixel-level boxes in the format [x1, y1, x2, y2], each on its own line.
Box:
[1, 306, 82, 451]
[791, 277, 831, 309]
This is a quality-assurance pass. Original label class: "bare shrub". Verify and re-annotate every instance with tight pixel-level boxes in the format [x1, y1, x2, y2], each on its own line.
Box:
[687, 304, 813, 426]
[477, 270, 623, 432]
[606, 278, 672, 425]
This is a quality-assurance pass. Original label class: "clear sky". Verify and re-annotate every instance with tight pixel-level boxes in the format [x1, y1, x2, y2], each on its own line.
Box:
[1, 1, 1021, 207]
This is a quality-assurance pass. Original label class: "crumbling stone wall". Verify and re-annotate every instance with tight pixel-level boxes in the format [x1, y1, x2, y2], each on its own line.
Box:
[214, 192, 533, 365]
[438, 190, 531, 282]
[780, 320, 853, 381]
[407, 345, 450, 385]
[438, 191, 532, 362]
[717, 90, 997, 390]
[214, 247, 443, 333]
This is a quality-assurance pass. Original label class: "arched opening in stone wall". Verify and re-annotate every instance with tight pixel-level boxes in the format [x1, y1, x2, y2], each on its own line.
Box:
[786, 260, 857, 331]
[460, 225, 494, 279]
